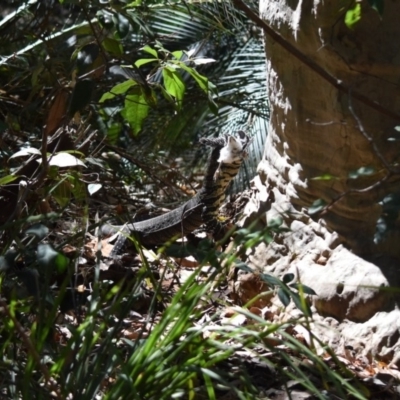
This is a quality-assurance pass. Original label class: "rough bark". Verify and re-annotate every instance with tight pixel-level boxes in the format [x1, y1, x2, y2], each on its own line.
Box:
[259, 0, 400, 253]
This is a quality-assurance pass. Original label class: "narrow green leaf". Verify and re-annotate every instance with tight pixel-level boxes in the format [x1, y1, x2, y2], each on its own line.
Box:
[179, 63, 209, 92]
[134, 58, 158, 68]
[0, 174, 18, 185]
[277, 288, 290, 307]
[290, 291, 312, 316]
[208, 96, 219, 115]
[290, 283, 317, 295]
[234, 262, 254, 274]
[260, 273, 282, 287]
[311, 173, 338, 181]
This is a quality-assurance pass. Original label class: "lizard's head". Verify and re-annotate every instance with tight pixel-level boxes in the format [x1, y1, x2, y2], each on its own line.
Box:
[219, 132, 250, 164]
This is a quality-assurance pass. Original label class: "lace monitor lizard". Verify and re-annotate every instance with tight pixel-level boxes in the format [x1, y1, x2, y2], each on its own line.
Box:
[103, 131, 250, 257]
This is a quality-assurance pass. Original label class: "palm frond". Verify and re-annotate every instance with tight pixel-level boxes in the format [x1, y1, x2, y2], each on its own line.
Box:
[192, 36, 269, 191]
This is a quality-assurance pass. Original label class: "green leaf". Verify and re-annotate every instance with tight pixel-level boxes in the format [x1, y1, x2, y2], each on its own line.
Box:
[106, 122, 122, 143]
[52, 180, 71, 208]
[179, 63, 209, 93]
[25, 224, 49, 240]
[308, 199, 326, 215]
[290, 283, 317, 296]
[102, 37, 123, 56]
[348, 166, 375, 179]
[234, 262, 254, 274]
[268, 216, 283, 229]
[367, 0, 384, 15]
[290, 291, 312, 316]
[277, 288, 290, 307]
[134, 58, 158, 68]
[208, 96, 219, 115]
[37, 243, 68, 274]
[121, 87, 150, 136]
[0, 174, 18, 185]
[282, 273, 295, 284]
[162, 67, 185, 108]
[68, 173, 86, 202]
[260, 273, 282, 287]
[99, 79, 137, 103]
[345, 3, 362, 29]
[141, 45, 158, 58]
[311, 173, 337, 181]
[172, 50, 183, 59]
[55, 252, 69, 274]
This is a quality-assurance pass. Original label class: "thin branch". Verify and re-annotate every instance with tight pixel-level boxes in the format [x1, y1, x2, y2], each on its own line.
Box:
[320, 99, 400, 214]
[348, 94, 399, 174]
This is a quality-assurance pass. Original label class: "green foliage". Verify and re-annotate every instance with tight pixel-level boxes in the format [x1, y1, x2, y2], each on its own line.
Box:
[0, 1, 374, 398]
[0, 225, 368, 399]
[260, 272, 316, 316]
[345, 3, 362, 29]
[308, 198, 327, 215]
[345, 0, 384, 29]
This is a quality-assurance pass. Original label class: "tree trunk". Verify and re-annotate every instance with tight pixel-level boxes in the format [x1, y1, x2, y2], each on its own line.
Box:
[259, 0, 400, 254]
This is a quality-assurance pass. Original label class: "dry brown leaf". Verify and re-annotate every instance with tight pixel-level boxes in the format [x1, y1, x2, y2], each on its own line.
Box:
[45, 89, 69, 135]
[121, 329, 148, 340]
[234, 273, 273, 308]
[63, 244, 77, 256]
[173, 256, 199, 268]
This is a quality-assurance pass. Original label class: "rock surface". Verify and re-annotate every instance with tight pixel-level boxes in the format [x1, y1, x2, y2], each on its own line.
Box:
[234, 175, 400, 365]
